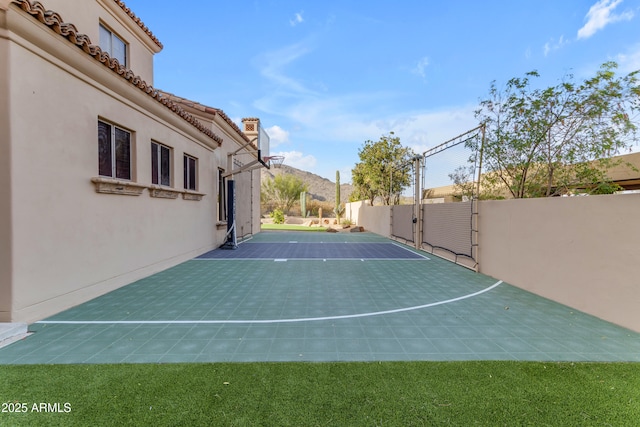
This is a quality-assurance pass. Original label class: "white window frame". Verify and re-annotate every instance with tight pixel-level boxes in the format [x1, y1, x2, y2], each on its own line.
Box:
[99, 23, 127, 66]
[98, 120, 132, 180]
[151, 141, 172, 187]
[184, 154, 198, 191]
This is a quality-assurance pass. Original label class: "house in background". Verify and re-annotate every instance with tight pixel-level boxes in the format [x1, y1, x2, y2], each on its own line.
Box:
[0, 0, 267, 323]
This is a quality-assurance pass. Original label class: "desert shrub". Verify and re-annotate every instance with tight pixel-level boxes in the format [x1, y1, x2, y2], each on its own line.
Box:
[270, 209, 285, 224]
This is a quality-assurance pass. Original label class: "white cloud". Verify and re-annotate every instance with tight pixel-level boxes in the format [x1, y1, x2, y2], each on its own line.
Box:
[258, 41, 314, 94]
[616, 44, 640, 73]
[265, 125, 289, 147]
[290, 11, 304, 26]
[411, 57, 430, 79]
[543, 35, 569, 56]
[272, 150, 317, 169]
[577, 0, 634, 39]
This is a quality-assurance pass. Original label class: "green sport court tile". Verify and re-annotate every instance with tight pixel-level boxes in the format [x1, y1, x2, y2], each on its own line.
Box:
[1, 231, 639, 364]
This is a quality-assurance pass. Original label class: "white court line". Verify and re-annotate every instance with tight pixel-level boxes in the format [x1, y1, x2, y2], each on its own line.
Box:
[194, 242, 428, 261]
[391, 242, 430, 260]
[192, 258, 428, 261]
[36, 281, 503, 325]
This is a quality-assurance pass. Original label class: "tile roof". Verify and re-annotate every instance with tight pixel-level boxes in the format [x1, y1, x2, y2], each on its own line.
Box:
[160, 91, 252, 144]
[12, 0, 223, 145]
[112, 0, 163, 49]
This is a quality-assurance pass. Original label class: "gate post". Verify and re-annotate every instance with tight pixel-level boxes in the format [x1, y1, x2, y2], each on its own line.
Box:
[413, 156, 422, 250]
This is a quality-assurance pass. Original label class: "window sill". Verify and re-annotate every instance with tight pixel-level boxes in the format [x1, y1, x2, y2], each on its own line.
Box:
[149, 185, 182, 199]
[91, 178, 206, 201]
[182, 191, 205, 201]
[91, 177, 146, 196]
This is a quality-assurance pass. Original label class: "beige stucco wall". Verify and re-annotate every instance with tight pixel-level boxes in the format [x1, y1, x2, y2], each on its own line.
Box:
[1, 1, 262, 322]
[346, 201, 391, 237]
[478, 194, 640, 332]
[348, 195, 639, 332]
[0, 8, 12, 319]
[7, 37, 215, 322]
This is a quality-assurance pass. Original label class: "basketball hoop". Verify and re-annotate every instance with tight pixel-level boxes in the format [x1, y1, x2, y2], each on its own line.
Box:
[264, 155, 284, 169]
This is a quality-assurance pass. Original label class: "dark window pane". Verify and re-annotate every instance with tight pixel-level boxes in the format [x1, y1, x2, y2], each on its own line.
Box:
[160, 145, 170, 186]
[218, 170, 226, 221]
[151, 142, 158, 185]
[98, 121, 112, 177]
[184, 155, 188, 189]
[188, 157, 196, 190]
[114, 127, 130, 180]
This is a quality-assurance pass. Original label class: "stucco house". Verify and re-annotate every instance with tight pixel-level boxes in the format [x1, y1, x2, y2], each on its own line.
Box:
[1, 0, 267, 323]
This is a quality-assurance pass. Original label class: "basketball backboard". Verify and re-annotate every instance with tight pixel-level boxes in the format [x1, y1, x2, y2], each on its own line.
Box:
[258, 124, 270, 163]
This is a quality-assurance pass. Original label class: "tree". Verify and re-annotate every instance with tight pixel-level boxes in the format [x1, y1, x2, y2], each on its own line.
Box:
[472, 62, 639, 198]
[351, 133, 415, 205]
[448, 165, 476, 201]
[261, 173, 308, 214]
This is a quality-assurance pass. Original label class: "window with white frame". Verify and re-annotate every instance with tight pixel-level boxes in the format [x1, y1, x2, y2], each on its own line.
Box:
[184, 154, 197, 191]
[151, 141, 172, 186]
[98, 120, 131, 180]
[99, 23, 127, 66]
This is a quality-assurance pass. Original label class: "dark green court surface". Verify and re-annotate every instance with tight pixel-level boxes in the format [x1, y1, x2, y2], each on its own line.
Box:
[1, 232, 638, 364]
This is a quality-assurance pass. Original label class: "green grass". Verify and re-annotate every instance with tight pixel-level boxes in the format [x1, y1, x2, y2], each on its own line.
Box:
[1, 362, 639, 426]
[261, 223, 327, 232]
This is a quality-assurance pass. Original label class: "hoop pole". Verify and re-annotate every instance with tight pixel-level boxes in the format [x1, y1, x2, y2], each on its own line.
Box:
[220, 180, 237, 250]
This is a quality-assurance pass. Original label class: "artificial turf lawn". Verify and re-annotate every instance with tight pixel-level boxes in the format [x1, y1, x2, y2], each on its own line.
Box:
[1, 362, 639, 426]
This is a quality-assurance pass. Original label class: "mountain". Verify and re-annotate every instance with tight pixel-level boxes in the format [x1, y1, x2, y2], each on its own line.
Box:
[261, 164, 354, 204]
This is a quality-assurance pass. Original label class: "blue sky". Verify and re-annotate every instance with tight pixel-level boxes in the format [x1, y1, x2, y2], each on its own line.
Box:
[124, 0, 640, 182]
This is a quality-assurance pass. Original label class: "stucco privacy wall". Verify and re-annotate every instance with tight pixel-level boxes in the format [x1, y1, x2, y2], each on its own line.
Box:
[346, 195, 640, 332]
[1, 1, 262, 322]
[0, 7, 11, 319]
[347, 201, 391, 237]
[479, 194, 640, 333]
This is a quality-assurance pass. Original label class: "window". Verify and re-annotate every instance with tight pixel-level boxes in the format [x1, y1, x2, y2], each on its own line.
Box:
[184, 154, 197, 191]
[99, 23, 127, 66]
[98, 120, 131, 180]
[151, 142, 171, 186]
[218, 169, 227, 221]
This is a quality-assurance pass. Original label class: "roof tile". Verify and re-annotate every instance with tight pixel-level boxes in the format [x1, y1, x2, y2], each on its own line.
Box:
[112, 0, 163, 49]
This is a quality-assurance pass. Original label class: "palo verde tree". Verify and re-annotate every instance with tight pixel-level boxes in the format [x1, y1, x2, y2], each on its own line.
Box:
[471, 61, 639, 198]
[261, 173, 308, 214]
[351, 132, 415, 205]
